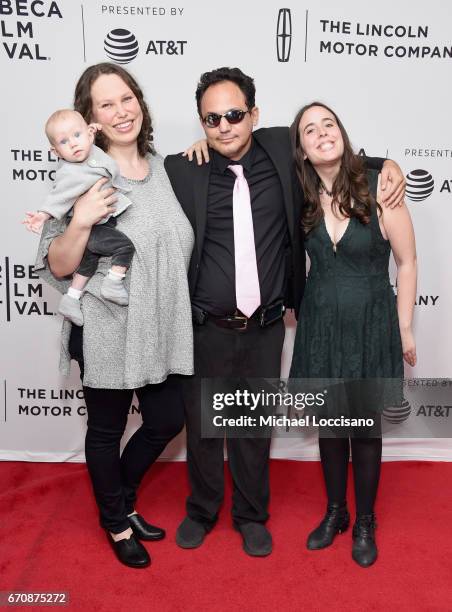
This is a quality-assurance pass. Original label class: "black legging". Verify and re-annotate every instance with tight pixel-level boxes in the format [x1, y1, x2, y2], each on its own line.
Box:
[83, 377, 185, 533]
[318, 437, 382, 515]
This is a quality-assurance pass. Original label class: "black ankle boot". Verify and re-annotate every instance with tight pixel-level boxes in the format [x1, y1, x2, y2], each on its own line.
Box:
[352, 513, 377, 567]
[307, 502, 350, 550]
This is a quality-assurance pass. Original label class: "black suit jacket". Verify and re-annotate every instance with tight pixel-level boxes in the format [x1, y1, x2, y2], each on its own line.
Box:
[164, 126, 306, 317]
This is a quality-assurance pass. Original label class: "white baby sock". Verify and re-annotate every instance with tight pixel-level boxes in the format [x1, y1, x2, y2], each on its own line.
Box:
[68, 288, 83, 300]
[108, 269, 126, 280]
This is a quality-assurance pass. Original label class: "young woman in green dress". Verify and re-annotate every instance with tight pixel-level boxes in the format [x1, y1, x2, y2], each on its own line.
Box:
[289, 102, 417, 567]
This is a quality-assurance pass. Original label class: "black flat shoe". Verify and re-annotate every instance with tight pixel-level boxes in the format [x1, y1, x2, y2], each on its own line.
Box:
[307, 502, 350, 550]
[234, 522, 273, 557]
[175, 516, 207, 549]
[128, 513, 166, 541]
[107, 532, 151, 568]
[352, 513, 378, 567]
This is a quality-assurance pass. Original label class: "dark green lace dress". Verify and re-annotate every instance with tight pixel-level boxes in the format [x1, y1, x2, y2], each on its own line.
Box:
[290, 171, 403, 385]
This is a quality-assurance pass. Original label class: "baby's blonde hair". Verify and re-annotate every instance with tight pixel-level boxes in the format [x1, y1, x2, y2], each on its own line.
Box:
[45, 109, 86, 144]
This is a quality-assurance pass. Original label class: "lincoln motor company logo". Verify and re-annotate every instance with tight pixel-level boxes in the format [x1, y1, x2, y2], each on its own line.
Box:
[276, 8, 292, 62]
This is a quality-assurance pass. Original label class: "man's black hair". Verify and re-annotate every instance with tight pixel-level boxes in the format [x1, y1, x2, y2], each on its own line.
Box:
[195, 67, 256, 116]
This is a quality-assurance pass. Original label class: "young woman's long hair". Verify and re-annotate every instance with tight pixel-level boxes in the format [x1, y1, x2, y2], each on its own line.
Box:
[290, 102, 375, 233]
[74, 62, 155, 157]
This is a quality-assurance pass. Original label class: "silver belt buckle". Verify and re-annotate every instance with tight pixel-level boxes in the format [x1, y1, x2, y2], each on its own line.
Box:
[233, 311, 248, 330]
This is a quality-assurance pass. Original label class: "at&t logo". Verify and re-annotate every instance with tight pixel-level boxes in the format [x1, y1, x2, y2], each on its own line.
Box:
[104, 28, 139, 64]
[406, 169, 434, 202]
[104, 28, 187, 63]
[383, 398, 411, 424]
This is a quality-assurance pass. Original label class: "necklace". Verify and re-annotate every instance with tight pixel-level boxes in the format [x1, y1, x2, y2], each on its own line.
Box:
[319, 182, 333, 197]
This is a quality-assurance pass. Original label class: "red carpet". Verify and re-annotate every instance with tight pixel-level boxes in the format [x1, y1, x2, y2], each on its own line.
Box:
[1, 460, 451, 611]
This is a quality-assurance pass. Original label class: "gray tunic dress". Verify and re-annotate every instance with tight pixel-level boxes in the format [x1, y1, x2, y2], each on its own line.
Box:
[35, 154, 194, 389]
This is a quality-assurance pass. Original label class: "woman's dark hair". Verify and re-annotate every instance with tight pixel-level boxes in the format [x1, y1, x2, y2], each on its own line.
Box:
[195, 67, 255, 116]
[74, 62, 155, 157]
[290, 101, 376, 233]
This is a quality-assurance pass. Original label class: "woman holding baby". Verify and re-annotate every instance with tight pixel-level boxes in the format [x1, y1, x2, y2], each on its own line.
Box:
[35, 63, 194, 568]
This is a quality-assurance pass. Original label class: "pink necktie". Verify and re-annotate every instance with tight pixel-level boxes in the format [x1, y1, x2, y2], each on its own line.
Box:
[228, 164, 261, 317]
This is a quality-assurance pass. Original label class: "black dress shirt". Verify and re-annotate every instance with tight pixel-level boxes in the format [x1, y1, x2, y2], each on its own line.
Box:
[193, 138, 289, 315]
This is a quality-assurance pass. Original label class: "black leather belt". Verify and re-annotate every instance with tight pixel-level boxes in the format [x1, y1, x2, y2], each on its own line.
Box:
[192, 301, 285, 331]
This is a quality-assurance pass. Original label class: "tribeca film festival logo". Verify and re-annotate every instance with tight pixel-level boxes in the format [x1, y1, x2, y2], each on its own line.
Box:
[276, 8, 292, 62]
[0, 258, 55, 321]
[0, 0, 62, 61]
[103, 27, 187, 63]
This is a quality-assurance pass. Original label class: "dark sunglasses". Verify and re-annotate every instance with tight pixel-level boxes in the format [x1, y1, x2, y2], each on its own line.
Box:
[202, 109, 251, 128]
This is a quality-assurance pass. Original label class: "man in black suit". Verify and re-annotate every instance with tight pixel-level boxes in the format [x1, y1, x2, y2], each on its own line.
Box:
[164, 67, 403, 556]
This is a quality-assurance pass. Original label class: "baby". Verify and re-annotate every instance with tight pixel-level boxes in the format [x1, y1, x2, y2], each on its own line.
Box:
[23, 109, 135, 326]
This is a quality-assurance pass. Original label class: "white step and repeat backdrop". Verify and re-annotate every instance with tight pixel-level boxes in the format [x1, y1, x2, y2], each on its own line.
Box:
[1, 0, 451, 462]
